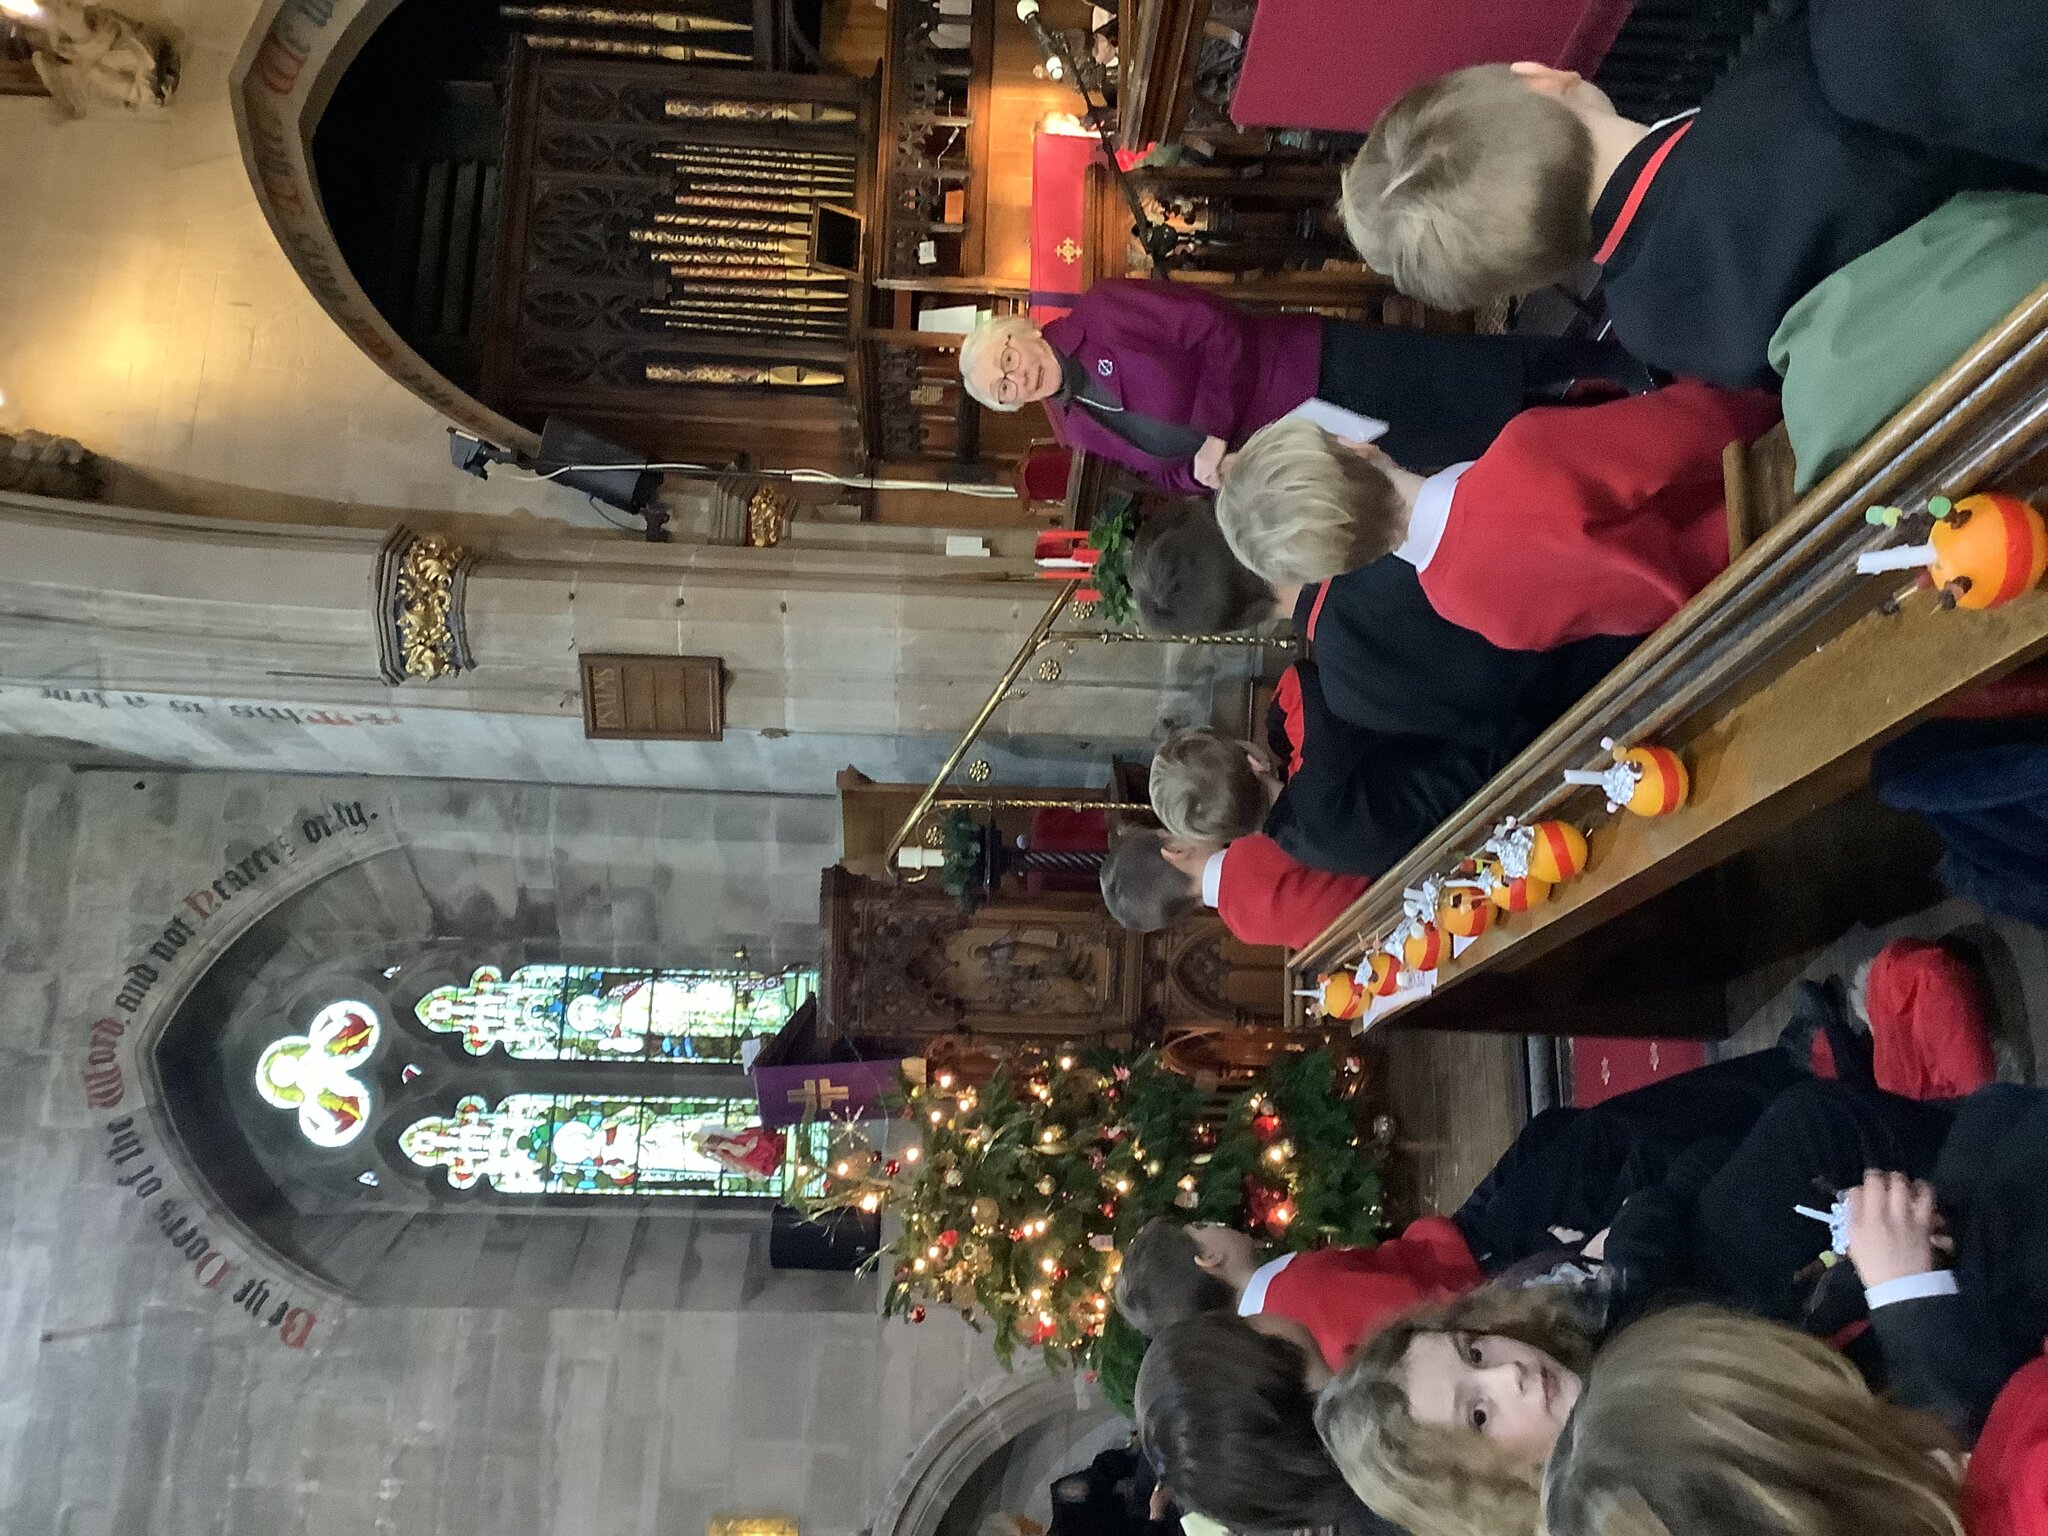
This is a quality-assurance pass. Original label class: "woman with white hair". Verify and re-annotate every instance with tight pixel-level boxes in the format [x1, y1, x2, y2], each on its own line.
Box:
[957, 278, 1652, 495]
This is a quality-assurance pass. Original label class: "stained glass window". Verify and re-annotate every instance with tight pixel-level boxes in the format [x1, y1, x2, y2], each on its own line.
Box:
[255, 965, 823, 1202]
[398, 1092, 832, 1199]
[412, 964, 816, 1064]
[253, 999, 381, 1147]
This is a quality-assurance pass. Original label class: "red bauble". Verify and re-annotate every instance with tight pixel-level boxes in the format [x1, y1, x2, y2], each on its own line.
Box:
[938, 1229, 960, 1248]
[1252, 1112, 1283, 1143]
[884, 1159, 902, 1177]
[908, 1305, 927, 1324]
[1242, 1178, 1288, 1232]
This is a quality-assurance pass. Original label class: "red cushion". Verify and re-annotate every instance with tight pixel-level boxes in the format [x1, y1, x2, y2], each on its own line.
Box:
[1819, 939, 1998, 1101]
[1232, 0, 1636, 134]
[1569, 1037, 1709, 1106]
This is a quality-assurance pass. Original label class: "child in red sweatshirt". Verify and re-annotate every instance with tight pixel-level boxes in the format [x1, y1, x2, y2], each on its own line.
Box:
[1117, 1049, 1816, 1369]
[1099, 825, 1366, 950]
[1215, 383, 1783, 652]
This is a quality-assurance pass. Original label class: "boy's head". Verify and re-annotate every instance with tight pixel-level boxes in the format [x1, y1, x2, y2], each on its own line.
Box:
[1116, 1218, 1260, 1336]
[1135, 1312, 1359, 1529]
[1341, 62, 1602, 312]
[1149, 728, 1282, 843]
[1129, 503, 1279, 634]
[1215, 418, 1407, 587]
[1099, 828, 1219, 932]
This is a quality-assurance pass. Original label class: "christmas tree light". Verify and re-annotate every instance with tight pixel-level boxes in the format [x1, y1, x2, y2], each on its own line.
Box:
[789, 1045, 1381, 1372]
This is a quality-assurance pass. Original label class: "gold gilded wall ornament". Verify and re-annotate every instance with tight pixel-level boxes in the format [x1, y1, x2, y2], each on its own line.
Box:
[374, 526, 478, 685]
[646, 363, 844, 388]
[746, 484, 792, 547]
[663, 98, 856, 126]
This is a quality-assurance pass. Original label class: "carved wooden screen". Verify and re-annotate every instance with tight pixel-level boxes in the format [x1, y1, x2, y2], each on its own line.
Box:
[482, 49, 874, 469]
[817, 867, 1285, 1055]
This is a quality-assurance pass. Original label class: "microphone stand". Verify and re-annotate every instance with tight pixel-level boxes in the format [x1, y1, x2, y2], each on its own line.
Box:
[1016, 2, 1186, 271]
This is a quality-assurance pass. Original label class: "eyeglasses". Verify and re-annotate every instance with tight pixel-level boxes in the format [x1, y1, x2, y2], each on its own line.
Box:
[993, 342, 1028, 407]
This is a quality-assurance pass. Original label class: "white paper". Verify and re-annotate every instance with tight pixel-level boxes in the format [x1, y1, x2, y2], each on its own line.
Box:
[945, 535, 991, 558]
[1354, 970, 1437, 1032]
[1285, 396, 1389, 445]
[918, 304, 981, 333]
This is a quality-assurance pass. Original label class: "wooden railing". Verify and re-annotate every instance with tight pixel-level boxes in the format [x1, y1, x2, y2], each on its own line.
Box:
[1286, 283, 2048, 1025]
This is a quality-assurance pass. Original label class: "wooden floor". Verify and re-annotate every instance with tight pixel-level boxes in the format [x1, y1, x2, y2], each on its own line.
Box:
[1371, 1026, 1529, 1221]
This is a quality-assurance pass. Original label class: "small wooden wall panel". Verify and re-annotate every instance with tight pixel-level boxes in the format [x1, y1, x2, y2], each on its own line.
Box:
[580, 653, 725, 740]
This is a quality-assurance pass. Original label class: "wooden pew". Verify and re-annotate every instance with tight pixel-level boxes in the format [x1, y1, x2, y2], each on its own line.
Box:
[1285, 284, 2048, 1035]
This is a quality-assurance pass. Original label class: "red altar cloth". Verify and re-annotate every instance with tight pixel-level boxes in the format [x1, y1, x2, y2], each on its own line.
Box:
[1029, 128, 1102, 324]
[1231, 0, 1635, 136]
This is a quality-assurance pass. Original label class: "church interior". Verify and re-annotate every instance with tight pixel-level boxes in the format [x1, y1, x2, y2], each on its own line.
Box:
[2, 0, 2045, 1534]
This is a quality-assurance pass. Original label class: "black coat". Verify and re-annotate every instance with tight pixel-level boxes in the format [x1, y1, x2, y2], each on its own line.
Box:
[1603, 1079, 2048, 1444]
[1807, 0, 2048, 174]
[1294, 560, 1635, 754]
[1262, 660, 1505, 879]
[1595, 2, 2046, 388]
[1869, 1085, 2048, 1441]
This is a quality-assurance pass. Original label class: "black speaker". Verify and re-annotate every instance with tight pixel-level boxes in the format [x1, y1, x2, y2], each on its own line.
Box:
[769, 1203, 880, 1271]
[536, 417, 662, 516]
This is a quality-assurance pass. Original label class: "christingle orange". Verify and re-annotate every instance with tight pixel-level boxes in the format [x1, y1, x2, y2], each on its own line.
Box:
[1564, 738, 1690, 817]
[1306, 969, 1367, 1020]
[1858, 492, 2048, 610]
[1487, 865, 1552, 911]
[1400, 922, 1443, 972]
[1437, 883, 1493, 937]
[1364, 951, 1402, 996]
[1524, 820, 1589, 884]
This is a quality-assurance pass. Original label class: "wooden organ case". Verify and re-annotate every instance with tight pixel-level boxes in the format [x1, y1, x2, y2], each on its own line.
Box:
[483, 50, 874, 470]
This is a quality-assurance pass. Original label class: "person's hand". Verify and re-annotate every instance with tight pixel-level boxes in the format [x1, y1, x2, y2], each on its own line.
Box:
[1844, 1170, 1944, 1288]
[1148, 1484, 1172, 1520]
[1192, 435, 1229, 489]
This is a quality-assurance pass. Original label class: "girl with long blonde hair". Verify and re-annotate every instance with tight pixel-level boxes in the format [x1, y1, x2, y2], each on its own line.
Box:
[1542, 1306, 1965, 1536]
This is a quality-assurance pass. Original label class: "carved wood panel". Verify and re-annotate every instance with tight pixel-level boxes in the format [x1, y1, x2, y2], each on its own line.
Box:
[819, 867, 1283, 1056]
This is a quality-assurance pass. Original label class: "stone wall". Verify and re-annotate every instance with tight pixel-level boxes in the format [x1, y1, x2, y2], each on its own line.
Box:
[0, 0, 618, 528]
[0, 760, 1058, 1536]
[0, 494, 1257, 787]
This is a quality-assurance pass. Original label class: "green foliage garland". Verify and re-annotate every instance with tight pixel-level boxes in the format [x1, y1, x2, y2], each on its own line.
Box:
[935, 808, 986, 914]
[1084, 495, 1140, 626]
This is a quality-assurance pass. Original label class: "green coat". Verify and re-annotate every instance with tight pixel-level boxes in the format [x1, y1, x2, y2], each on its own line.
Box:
[1769, 190, 2048, 491]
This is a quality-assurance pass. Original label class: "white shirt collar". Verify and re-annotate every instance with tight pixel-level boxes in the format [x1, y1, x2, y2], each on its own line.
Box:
[1237, 1252, 1295, 1315]
[1200, 849, 1226, 908]
[1392, 463, 1470, 572]
[1647, 107, 1702, 133]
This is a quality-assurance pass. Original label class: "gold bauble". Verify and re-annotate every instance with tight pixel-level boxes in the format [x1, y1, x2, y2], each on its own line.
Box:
[971, 1197, 1001, 1226]
[1036, 1177, 1056, 1196]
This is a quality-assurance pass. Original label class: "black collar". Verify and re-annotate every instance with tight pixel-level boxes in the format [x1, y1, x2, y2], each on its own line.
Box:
[1588, 113, 1696, 268]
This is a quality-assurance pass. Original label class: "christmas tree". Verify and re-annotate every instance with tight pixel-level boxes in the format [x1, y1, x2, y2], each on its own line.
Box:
[789, 1044, 1381, 1370]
